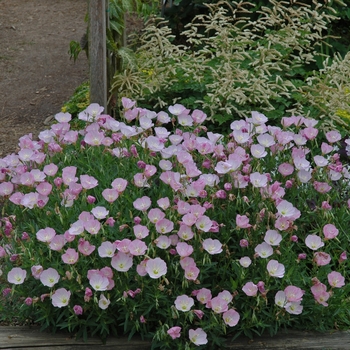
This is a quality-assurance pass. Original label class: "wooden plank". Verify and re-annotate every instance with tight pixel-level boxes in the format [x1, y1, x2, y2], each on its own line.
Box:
[0, 326, 151, 350]
[88, 0, 107, 110]
[0, 327, 349, 349]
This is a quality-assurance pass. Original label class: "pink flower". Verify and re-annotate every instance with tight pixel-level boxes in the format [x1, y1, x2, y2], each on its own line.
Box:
[305, 234, 324, 250]
[40, 268, 60, 287]
[0, 182, 14, 196]
[179, 257, 195, 270]
[184, 264, 200, 281]
[156, 235, 171, 249]
[314, 252, 331, 266]
[61, 248, 79, 264]
[202, 238, 222, 255]
[236, 214, 252, 228]
[267, 259, 285, 278]
[223, 309, 240, 327]
[51, 288, 71, 308]
[254, 242, 273, 258]
[196, 288, 212, 305]
[36, 182, 52, 196]
[73, 305, 83, 315]
[182, 213, 197, 226]
[302, 127, 318, 140]
[62, 166, 78, 186]
[284, 286, 304, 302]
[68, 220, 85, 236]
[102, 188, 119, 203]
[7, 267, 27, 285]
[36, 227, 56, 243]
[105, 217, 115, 227]
[128, 239, 147, 256]
[240, 239, 249, 247]
[145, 257, 167, 278]
[133, 225, 149, 239]
[195, 215, 212, 232]
[133, 196, 151, 211]
[311, 282, 327, 297]
[297, 169, 312, 183]
[339, 251, 347, 263]
[157, 197, 170, 210]
[98, 241, 117, 257]
[313, 181, 332, 193]
[176, 242, 194, 257]
[189, 328, 208, 346]
[43, 163, 58, 176]
[284, 301, 303, 315]
[275, 291, 287, 307]
[313, 155, 328, 167]
[177, 225, 194, 241]
[122, 97, 136, 109]
[250, 144, 267, 158]
[136, 259, 148, 277]
[210, 296, 229, 314]
[169, 103, 187, 116]
[167, 326, 182, 339]
[242, 282, 258, 296]
[9, 192, 24, 205]
[250, 172, 268, 188]
[80, 175, 98, 189]
[322, 224, 339, 240]
[178, 114, 193, 127]
[144, 164, 157, 177]
[177, 200, 191, 216]
[327, 271, 345, 288]
[239, 256, 252, 268]
[24, 297, 33, 306]
[192, 109, 207, 124]
[175, 295, 194, 312]
[325, 130, 341, 143]
[145, 136, 165, 151]
[264, 230, 282, 246]
[111, 252, 133, 272]
[274, 216, 291, 231]
[89, 273, 109, 291]
[155, 218, 174, 234]
[98, 294, 110, 309]
[84, 219, 101, 235]
[78, 239, 96, 256]
[91, 206, 109, 219]
[321, 201, 332, 210]
[84, 130, 105, 146]
[116, 239, 131, 253]
[31, 265, 43, 279]
[314, 291, 330, 306]
[148, 208, 165, 223]
[321, 142, 333, 154]
[111, 177, 128, 192]
[276, 200, 300, 220]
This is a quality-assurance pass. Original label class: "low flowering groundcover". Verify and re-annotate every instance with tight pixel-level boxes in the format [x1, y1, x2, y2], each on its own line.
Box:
[0, 99, 349, 349]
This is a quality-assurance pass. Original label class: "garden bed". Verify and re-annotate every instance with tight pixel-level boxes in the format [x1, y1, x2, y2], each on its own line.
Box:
[0, 326, 349, 349]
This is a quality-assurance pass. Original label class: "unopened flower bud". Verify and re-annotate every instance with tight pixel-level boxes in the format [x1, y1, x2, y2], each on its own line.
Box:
[25, 297, 33, 306]
[240, 239, 249, 248]
[87, 195, 96, 204]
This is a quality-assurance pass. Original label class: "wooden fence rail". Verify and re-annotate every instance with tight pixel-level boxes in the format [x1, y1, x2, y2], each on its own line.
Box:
[88, 0, 107, 110]
[0, 326, 349, 350]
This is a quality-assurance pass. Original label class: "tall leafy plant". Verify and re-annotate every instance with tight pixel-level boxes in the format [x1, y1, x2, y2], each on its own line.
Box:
[111, 0, 349, 132]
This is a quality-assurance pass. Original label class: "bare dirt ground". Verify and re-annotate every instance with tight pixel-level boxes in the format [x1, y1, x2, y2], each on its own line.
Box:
[0, 0, 89, 157]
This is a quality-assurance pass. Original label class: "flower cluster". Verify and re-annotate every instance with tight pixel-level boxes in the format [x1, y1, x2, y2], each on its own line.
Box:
[0, 99, 349, 348]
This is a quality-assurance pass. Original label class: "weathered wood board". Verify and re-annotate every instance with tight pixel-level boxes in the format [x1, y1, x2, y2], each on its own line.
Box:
[0, 326, 349, 349]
